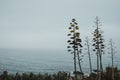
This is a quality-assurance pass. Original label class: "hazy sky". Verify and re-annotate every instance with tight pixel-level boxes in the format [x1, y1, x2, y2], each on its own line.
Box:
[0, 0, 120, 50]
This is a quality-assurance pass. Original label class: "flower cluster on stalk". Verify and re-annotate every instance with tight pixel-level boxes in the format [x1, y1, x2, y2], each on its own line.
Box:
[92, 18, 105, 54]
[67, 18, 82, 54]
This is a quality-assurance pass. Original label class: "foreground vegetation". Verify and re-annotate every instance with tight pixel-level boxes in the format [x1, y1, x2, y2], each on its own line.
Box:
[0, 67, 120, 80]
[0, 71, 67, 80]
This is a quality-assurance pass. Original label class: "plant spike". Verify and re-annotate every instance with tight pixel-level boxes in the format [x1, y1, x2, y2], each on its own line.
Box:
[92, 16, 105, 80]
[109, 39, 116, 80]
[85, 36, 92, 74]
[67, 18, 83, 79]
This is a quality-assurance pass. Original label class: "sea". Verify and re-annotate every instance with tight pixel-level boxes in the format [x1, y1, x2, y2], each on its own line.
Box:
[0, 48, 120, 74]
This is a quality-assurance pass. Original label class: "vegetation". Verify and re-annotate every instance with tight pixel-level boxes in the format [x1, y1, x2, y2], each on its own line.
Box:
[67, 19, 83, 79]
[66, 17, 119, 80]
[0, 69, 120, 80]
[92, 16, 105, 80]
[0, 71, 68, 80]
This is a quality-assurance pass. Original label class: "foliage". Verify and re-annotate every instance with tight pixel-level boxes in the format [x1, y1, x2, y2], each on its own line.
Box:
[0, 71, 67, 80]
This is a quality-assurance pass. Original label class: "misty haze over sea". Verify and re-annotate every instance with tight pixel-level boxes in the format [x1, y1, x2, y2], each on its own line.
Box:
[0, 48, 120, 74]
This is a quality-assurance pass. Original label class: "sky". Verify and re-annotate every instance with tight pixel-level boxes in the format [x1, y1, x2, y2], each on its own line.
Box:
[0, 0, 120, 50]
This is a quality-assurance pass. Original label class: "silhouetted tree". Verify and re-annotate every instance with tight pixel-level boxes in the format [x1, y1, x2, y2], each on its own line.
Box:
[92, 16, 105, 80]
[0, 71, 9, 80]
[67, 18, 83, 79]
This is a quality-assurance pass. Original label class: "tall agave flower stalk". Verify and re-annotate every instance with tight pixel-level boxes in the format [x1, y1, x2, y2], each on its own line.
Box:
[92, 17, 105, 80]
[67, 18, 83, 78]
[85, 37, 92, 73]
[109, 39, 115, 80]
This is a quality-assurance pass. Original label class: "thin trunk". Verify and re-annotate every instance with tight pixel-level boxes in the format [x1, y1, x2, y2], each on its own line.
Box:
[86, 37, 92, 73]
[99, 51, 103, 71]
[99, 53, 103, 80]
[77, 50, 82, 73]
[99, 44, 103, 80]
[110, 39, 114, 80]
[88, 48, 92, 74]
[99, 38, 103, 72]
[97, 52, 100, 80]
[73, 49, 77, 79]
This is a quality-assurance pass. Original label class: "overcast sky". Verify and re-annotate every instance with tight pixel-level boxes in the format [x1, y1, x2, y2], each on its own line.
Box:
[0, 0, 120, 50]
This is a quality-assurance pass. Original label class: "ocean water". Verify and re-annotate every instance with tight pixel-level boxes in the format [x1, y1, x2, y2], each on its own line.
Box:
[0, 49, 120, 74]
